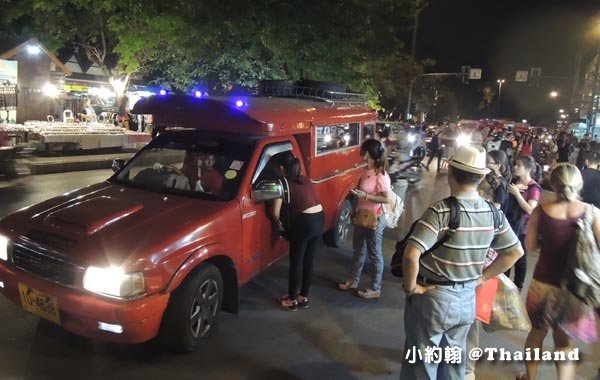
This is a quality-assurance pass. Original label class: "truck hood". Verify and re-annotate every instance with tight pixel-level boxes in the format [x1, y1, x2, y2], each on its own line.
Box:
[1, 181, 239, 268]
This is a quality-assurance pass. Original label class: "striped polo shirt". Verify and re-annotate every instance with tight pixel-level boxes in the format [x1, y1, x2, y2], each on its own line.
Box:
[408, 195, 520, 283]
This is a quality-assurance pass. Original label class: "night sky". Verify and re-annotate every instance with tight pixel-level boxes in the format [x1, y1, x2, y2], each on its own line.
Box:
[415, 0, 600, 125]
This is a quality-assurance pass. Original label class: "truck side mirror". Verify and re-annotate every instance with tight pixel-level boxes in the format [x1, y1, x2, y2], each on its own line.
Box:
[112, 159, 126, 173]
[251, 180, 283, 202]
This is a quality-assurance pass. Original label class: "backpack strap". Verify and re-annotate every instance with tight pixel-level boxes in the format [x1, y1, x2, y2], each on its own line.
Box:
[422, 196, 461, 257]
[486, 200, 502, 231]
[447, 196, 461, 231]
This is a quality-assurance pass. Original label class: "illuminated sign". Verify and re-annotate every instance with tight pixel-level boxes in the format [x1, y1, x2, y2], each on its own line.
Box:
[64, 84, 89, 92]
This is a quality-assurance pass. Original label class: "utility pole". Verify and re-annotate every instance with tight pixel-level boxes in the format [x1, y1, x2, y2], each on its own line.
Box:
[496, 79, 505, 117]
[571, 51, 582, 109]
[588, 45, 600, 136]
[411, 0, 422, 58]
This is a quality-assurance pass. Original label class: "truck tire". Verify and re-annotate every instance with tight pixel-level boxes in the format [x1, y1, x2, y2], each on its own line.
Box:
[324, 199, 353, 247]
[160, 263, 223, 353]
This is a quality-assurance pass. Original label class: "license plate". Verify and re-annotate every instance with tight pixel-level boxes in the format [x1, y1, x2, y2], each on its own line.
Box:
[18, 283, 61, 324]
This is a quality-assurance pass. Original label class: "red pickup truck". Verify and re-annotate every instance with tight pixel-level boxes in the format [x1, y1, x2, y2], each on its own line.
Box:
[0, 90, 376, 352]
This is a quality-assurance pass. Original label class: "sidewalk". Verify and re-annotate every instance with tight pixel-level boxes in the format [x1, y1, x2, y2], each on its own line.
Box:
[27, 150, 136, 175]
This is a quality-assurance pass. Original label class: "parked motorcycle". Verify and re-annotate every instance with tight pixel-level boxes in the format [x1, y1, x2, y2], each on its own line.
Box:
[388, 148, 426, 184]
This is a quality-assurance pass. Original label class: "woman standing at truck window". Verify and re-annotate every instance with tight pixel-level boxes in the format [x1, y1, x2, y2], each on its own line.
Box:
[339, 139, 391, 299]
[272, 152, 324, 311]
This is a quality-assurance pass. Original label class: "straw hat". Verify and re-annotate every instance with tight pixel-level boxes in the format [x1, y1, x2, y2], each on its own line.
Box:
[448, 145, 490, 175]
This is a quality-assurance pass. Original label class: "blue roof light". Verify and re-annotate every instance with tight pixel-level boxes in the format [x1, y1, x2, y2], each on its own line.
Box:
[195, 91, 202, 98]
[159, 89, 167, 96]
[235, 99, 245, 108]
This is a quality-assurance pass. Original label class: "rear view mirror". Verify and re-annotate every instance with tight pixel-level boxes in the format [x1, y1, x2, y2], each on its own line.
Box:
[251, 180, 283, 202]
[112, 159, 126, 173]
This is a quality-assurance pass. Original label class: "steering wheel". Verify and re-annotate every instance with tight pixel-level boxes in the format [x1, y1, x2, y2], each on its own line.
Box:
[162, 165, 185, 177]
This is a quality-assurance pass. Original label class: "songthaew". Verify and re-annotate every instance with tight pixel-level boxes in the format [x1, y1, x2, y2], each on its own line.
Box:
[0, 81, 378, 352]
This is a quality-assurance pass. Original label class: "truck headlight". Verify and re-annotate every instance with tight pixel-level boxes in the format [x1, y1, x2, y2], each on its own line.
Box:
[83, 266, 145, 298]
[0, 235, 8, 261]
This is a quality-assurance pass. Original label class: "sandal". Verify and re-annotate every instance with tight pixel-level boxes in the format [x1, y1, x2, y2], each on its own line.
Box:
[278, 295, 298, 312]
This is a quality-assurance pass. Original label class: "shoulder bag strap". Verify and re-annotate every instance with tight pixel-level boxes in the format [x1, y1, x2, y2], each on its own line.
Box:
[422, 196, 460, 257]
[585, 203, 595, 224]
[280, 177, 291, 204]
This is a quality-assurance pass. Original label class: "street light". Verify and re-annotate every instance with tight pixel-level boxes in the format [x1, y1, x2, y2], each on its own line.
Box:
[496, 79, 505, 116]
[26, 45, 40, 55]
[550, 90, 559, 98]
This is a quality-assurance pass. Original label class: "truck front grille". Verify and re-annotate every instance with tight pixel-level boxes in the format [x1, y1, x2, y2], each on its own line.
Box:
[11, 244, 78, 286]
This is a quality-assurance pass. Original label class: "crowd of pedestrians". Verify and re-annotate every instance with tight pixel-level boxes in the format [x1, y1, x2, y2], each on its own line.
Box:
[271, 124, 600, 379]
[411, 125, 600, 379]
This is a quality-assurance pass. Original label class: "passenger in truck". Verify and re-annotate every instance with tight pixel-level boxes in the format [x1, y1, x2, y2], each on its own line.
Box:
[195, 154, 224, 194]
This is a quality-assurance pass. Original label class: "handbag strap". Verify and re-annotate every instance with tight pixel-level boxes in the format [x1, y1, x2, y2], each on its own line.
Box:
[585, 203, 594, 224]
[280, 177, 291, 204]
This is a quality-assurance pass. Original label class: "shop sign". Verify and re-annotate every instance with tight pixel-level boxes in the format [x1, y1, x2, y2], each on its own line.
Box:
[64, 84, 88, 92]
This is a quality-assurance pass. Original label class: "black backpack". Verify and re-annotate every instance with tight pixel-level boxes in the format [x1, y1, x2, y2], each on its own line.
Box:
[390, 197, 501, 278]
[391, 197, 460, 277]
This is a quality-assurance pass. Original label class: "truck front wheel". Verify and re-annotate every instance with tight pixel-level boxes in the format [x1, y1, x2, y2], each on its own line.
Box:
[160, 263, 223, 353]
[324, 199, 352, 247]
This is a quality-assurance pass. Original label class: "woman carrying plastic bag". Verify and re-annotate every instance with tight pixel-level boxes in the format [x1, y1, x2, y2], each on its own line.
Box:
[482, 273, 531, 333]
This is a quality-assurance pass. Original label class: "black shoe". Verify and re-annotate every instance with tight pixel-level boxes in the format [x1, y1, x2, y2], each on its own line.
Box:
[297, 297, 309, 309]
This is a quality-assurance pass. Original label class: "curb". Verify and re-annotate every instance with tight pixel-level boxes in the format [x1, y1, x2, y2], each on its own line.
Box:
[29, 159, 113, 175]
[28, 153, 134, 175]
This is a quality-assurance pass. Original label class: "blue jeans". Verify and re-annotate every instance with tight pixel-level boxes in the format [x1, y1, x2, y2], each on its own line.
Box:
[400, 281, 477, 380]
[350, 218, 385, 291]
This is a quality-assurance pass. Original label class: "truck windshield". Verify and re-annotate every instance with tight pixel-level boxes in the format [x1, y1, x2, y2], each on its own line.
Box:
[112, 135, 254, 201]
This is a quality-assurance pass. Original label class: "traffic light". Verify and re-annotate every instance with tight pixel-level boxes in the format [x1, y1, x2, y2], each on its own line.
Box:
[529, 68, 542, 87]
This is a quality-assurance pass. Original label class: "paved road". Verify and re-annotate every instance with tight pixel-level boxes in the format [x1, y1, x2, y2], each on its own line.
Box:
[0, 169, 597, 380]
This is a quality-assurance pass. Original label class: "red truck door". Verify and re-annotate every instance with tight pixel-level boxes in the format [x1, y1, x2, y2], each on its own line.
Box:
[239, 141, 293, 281]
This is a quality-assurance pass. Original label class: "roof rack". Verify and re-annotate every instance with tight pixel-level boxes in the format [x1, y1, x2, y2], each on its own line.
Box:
[258, 84, 368, 105]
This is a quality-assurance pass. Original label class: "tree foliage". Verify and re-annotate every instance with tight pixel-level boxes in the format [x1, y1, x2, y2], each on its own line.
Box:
[3, 0, 424, 110]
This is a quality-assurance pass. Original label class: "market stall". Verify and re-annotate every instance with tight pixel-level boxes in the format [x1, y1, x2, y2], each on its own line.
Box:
[0, 121, 151, 151]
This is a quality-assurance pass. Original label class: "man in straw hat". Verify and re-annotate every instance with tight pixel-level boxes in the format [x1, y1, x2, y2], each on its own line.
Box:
[400, 145, 524, 379]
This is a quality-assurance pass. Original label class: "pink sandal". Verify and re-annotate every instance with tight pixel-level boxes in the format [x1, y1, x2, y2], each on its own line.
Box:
[278, 295, 298, 312]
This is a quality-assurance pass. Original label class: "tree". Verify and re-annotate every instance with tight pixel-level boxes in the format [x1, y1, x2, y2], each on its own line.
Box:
[3, 0, 422, 109]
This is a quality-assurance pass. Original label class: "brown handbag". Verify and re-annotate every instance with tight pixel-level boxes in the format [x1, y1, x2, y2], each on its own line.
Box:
[353, 208, 379, 229]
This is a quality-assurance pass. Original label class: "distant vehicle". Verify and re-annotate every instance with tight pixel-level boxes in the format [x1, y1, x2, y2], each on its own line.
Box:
[568, 122, 588, 139]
